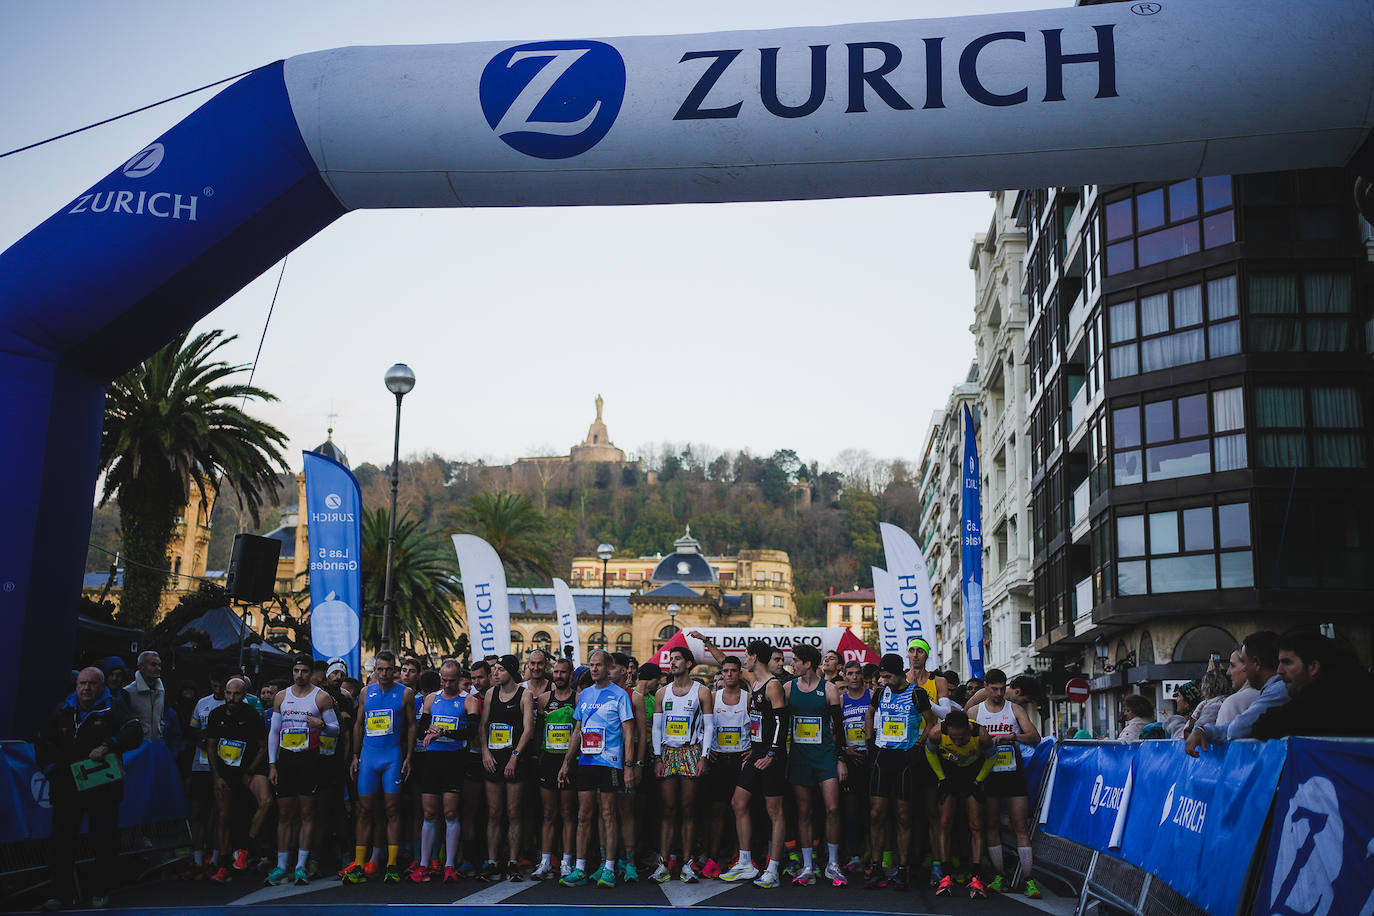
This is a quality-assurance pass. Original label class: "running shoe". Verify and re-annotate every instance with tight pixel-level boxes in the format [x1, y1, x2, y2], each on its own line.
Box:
[620, 859, 638, 883]
[824, 862, 848, 887]
[405, 860, 422, 879]
[929, 861, 945, 887]
[409, 864, 432, 884]
[560, 861, 573, 879]
[890, 865, 910, 891]
[650, 861, 671, 884]
[589, 865, 607, 885]
[680, 860, 699, 884]
[844, 855, 862, 874]
[443, 865, 461, 884]
[863, 864, 890, 890]
[264, 866, 290, 887]
[209, 866, 231, 883]
[1024, 878, 1044, 899]
[340, 862, 367, 884]
[987, 875, 1010, 893]
[480, 861, 501, 882]
[968, 875, 987, 898]
[791, 867, 815, 886]
[530, 861, 555, 881]
[294, 867, 309, 886]
[383, 865, 401, 884]
[753, 870, 779, 889]
[783, 854, 802, 878]
[364, 860, 382, 879]
[935, 874, 954, 897]
[701, 858, 722, 879]
[719, 861, 759, 883]
[507, 861, 523, 883]
[306, 861, 321, 880]
[560, 867, 589, 887]
[232, 849, 250, 871]
[458, 860, 476, 876]
[954, 870, 971, 886]
[597, 868, 616, 888]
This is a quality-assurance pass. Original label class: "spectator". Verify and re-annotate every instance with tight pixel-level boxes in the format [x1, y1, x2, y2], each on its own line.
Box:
[1071, 729, 1094, 740]
[1186, 631, 1287, 757]
[1163, 680, 1202, 738]
[1252, 633, 1374, 739]
[1188, 655, 1235, 733]
[122, 651, 168, 739]
[98, 656, 129, 692]
[36, 667, 143, 911]
[1215, 649, 1260, 726]
[1116, 694, 1155, 742]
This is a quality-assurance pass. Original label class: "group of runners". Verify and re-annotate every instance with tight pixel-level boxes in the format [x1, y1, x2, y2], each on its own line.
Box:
[196, 635, 1044, 899]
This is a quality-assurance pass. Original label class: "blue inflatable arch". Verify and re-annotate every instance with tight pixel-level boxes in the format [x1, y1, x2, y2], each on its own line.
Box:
[2, 1, 1372, 735]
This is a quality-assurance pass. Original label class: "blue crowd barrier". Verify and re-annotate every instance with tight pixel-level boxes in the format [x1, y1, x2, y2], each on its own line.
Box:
[0, 738, 187, 844]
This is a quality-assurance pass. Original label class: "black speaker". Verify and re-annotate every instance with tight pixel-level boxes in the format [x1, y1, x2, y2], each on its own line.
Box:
[226, 533, 282, 604]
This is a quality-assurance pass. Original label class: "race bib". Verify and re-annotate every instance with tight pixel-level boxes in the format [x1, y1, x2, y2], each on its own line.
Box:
[716, 726, 742, 748]
[193, 747, 209, 767]
[581, 728, 605, 756]
[665, 715, 691, 745]
[366, 709, 394, 737]
[845, 724, 867, 747]
[280, 727, 308, 751]
[319, 735, 337, 757]
[217, 738, 246, 766]
[749, 713, 763, 743]
[792, 716, 822, 745]
[992, 745, 1017, 773]
[880, 719, 908, 746]
[487, 723, 513, 750]
[433, 715, 458, 735]
[545, 722, 572, 751]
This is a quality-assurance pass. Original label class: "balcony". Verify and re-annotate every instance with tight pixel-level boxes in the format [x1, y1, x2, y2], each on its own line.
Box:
[1072, 478, 1091, 529]
[1069, 384, 1088, 437]
[1074, 576, 1094, 628]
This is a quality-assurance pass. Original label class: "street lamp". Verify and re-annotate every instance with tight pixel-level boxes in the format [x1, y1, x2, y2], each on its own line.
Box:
[668, 603, 680, 634]
[380, 363, 416, 653]
[597, 543, 614, 643]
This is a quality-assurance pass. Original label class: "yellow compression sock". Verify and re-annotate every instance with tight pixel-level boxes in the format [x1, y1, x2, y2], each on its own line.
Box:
[355, 846, 367, 866]
[387, 845, 399, 866]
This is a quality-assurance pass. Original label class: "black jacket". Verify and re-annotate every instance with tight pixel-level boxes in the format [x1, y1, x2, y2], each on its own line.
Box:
[35, 689, 144, 805]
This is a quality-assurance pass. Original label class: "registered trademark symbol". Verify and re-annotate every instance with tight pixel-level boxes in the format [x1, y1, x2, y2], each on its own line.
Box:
[2, 581, 13, 592]
[203, 186, 214, 196]
[1131, 2, 1162, 14]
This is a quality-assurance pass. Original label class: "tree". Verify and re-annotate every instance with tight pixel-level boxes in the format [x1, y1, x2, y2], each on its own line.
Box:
[361, 507, 463, 653]
[98, 330, 288, 628]
[453, 491, 554, 586]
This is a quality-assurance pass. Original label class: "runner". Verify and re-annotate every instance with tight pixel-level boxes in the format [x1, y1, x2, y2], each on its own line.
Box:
[412, 659, 471, 884]
[701, 655, 748, 879]
[460, 660, 491, 873]
[925, 710, 995, 898]
[838, 660, 871, 875]
[907, 636, 950, 882]
[785, 644, 848, 887]
[478, 654, 535, 881]
[341, 650, 415, 884]
[863, 654, 934, 890]
[822, 650, 844, 685]
[649, 646, 713, 884]
[185, 672, 227, 878]
[266, 656, 339, 886]
[693, 633, 788, 889]
[532, 658, 578, 880]
[205, 677, 271, 881]
[558, 649, 637, 888]
[610, 652, 648, 882]
[966, 668, 1041, 899]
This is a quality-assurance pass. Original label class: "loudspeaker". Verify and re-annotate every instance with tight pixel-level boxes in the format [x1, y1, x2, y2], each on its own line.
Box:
[226, 533, 282, 604]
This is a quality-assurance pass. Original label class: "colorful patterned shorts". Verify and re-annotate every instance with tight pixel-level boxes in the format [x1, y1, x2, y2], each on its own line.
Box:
[661, 744, 702, 777]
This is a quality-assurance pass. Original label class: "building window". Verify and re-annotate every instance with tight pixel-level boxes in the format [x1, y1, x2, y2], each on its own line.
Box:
[1248, 273, 1353, 353]
[511, 631, 525, 655]
[862, 605, 874, 621]
[1019, 611, 1033, 648]
[531, 631, 552, 653]
[1109, 275, 1239, 378]
[1116, 500, 1253, 595]
[772, 596, 784, 608]
[840, 605, 851, 622]
[615, 632, 634, 654]
[1256, 385, 1366, 468]
[1104, 177, 1234, 276]
[1112, 384, 1246, 485]
[587, 632, 607, 656]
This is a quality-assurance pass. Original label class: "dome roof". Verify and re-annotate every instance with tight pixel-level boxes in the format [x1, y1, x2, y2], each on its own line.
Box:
[650, 525, 717, 584]
[311, 429, 349, 468]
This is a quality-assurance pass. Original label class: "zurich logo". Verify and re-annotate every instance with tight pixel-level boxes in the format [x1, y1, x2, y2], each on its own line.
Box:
[122, 142, 165, 178]
[479, 40, 625, 160]
[325, 493, 343, 510]
[1160, 782, 1176, 825]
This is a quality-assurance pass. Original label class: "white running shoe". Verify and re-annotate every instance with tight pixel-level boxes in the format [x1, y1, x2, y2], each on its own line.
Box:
[559, 861, 573, 879]
[650, 862, 671, 884]
[791, 867, 816, 886]
[824, 862, 848, 887]
[719, 861, 760, 883]
[680, 861, 699, 884]
[530, 862, 555, 881]
[754, 869, 780, 889]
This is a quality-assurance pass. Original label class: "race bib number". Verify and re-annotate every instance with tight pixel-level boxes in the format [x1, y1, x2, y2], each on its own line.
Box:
[319, 735, 337, 756]
[716, 726, 742, 748]
[365, 710, 394, 737]
[217, 738, 246, 766]
[845, 724, 867, 747]
[71, 754, 123, 792]
[487, 723, 513, 750]
[749, 713, 763, 743]
[545, 723, 572, 751]
[280, 727, 308, 751]
[880, 719, 907, 746]
[993, 745, 1017, 773]
[665, 715, 691, 744]
[581, 728, 605, 756]
[792, 716, 822, 745]
[433, 715, 458, 735]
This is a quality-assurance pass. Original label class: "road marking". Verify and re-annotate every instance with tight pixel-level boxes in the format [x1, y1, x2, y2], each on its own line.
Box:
[660, 878, 740, 907]
[450, 879, 537, 905]
[228, 882, 339, 906]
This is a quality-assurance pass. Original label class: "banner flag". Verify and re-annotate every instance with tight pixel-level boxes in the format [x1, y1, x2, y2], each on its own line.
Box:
[871, 567, 901, 657]
[552, 578, 581, 666]
[1041, 741, 1135, 854]
[1255, 737, 1374, 916]
[878, 523, 937, 669]
[960, 404, 985, 679]
[654, 626, 878, 670]
[452, 534, 512, 658]
[303, 451, 363, 680]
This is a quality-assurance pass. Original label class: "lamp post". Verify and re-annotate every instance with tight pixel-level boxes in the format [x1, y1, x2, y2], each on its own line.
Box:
[597, 543, 614, 644]
[668, 603, 680, 635]
[380, 363, 416, 653]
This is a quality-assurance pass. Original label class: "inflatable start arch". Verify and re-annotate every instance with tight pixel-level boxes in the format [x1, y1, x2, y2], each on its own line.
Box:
[2, 0, 1372, 735]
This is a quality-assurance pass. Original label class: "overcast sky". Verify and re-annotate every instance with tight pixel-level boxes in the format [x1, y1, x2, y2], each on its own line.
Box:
[1, 0, 1069, 472]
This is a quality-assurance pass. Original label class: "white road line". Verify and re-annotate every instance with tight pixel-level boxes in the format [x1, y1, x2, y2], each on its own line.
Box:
[228, 881, 340, 906]
[449, 879, 538, 905]
[659, 878, 740, 907]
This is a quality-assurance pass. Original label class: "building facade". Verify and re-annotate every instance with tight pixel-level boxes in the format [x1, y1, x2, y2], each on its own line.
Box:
[824, 587, 876, 648]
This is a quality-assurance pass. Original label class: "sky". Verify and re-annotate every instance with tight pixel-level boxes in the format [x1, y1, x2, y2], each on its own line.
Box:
[1, 0, 1070, 473]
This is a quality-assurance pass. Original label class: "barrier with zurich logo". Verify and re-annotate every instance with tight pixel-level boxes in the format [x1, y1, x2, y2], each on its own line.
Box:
[1041, 741, 1134, 853]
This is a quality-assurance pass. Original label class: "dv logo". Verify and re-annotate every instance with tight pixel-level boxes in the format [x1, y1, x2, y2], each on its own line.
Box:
[479, 40, 625, 160]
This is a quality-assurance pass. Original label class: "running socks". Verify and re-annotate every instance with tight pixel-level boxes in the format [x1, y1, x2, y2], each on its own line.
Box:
[445, 819, 461, 868]
[989, 846, 1004, 873]
[1018, 847, 1033, 877]
[421, 820, 438, 866]
[387, 845, 399, 867]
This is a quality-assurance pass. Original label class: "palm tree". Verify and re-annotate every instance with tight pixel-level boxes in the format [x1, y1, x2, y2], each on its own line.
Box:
[361, 507, 463, 653]
[99, 330, 288, 628]
[452, 490, 554, 586]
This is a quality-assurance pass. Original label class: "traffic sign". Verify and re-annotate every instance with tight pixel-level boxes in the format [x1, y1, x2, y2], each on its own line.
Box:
[1066, 677, 1091, 703]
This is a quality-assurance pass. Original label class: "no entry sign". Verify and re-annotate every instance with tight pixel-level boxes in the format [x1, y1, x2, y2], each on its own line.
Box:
[1067, 678, 1092, 704]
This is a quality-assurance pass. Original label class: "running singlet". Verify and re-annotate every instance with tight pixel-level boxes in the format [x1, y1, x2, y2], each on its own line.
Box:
[426, 692, 468, 752]
[972, 701, 1022, 773]
[873, 684, 925, 751]
[191, 695, 226, 771]
[661, 682, 703, 748]
[933, 725, 986, 768]
[362, 683, 407, 756]
[841, 689, 871, 749]
[542, 692, 576, 754]
[486, 685, 525, 751]
[277, 686, 323, 752]
[787, 678, 833, 750]
[711, 688, 748, 753]
[748, 677, 781, 749]
[574, 683, 634, 768]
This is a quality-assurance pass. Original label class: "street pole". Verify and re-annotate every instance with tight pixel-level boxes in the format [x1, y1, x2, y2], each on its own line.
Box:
[380, 363, 415, 653]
